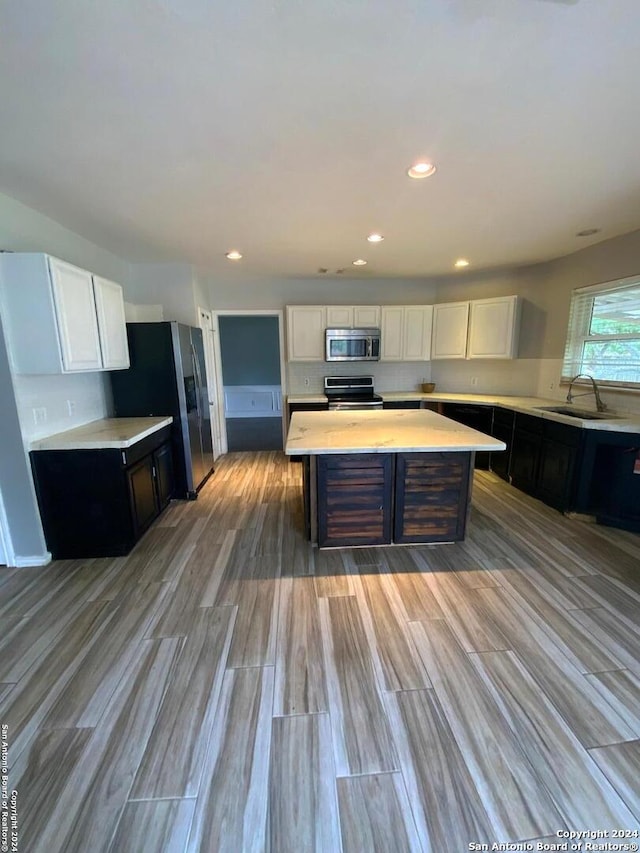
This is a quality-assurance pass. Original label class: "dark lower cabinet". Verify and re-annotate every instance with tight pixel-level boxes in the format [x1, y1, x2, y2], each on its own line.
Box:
[440, 403, 493, 469]
[317, 454, 393, 547]
[382, 400, 422, 409]
[490, 407, 514, 482]
[394, 452, 471, 543]
[31, 426, 174, 559]
[510, 413, 582, 512]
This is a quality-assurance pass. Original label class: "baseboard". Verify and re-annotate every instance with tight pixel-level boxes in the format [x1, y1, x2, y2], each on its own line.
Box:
[12, 552, 52, 568]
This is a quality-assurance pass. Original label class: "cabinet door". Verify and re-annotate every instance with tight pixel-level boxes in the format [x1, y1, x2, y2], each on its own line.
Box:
[468, 296, 519, 359]
[93, 276, 130, 369]
[286, 306, 326, 361]
[153, 442, 175, 510]
[48, 258, 102, 371]
[394, 452, 471, 543]
[537, 439, 577, 511]
[127, 455, 158, 535]
[327, 305, 353, 329]
[431, 302, 470, 359]
[490, 422, 513, 482]
[380, 307, 404, 361]
[403, 306, 433, 360]
[317, 454, 392, 546]
[326, 306, 353, 327]
[510, 429, 542, 494]
[354, 305, 381, 327]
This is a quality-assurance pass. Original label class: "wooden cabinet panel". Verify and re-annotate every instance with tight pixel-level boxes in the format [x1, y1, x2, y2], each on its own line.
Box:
[93, 275, 130, 369]
[153, 442, 175, 510]
[324, 305, 381, 328]
[380, 307, 404, 360]
[127, 455, 158, 535]
[403, 306, 433, 360]
[286, 306, 326, 361]
[380, 305, 432, 361]
[536, 438, 579, 511]
[431, 302, 469, 360]
[317, 454, 392, 546]
[510, 429, 542, 494]
[467, 296, 519, 359]
[49, 258, 103, 371]
[394, 452, 471, 543]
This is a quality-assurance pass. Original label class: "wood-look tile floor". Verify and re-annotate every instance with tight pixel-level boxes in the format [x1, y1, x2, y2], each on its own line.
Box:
[2, 452, 640, 852]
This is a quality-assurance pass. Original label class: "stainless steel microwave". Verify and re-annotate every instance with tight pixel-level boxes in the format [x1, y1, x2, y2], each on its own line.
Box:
[325, 328, 381, 361]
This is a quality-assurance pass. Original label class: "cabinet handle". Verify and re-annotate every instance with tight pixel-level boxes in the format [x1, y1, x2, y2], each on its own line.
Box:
[152, 465, 157, 479]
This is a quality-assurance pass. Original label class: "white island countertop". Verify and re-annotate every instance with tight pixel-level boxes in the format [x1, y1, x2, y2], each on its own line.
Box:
[30, 417, 173, 451]
[285, 409, 506, 455]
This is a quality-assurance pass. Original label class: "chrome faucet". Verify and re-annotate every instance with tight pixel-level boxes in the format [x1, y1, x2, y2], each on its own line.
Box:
[566, 373, 606, 412]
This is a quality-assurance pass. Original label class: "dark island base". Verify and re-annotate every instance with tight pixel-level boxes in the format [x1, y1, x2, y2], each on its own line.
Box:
[302, 450, 473, 548]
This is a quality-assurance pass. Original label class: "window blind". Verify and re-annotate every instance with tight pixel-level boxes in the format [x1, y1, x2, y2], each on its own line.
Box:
[562, 276, 640, 388]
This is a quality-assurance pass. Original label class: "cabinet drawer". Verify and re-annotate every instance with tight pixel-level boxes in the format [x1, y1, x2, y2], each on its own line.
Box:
[120, 425, 172, 467]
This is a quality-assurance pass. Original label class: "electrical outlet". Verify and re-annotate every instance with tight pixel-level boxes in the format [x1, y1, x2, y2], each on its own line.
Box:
[470, 377, 478, 386]
[66, 399, 76, 416]
[304, 377, 310, 387]
[33, 407, 47, 425]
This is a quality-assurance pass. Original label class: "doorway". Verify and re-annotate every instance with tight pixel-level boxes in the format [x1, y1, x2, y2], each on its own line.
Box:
[198, 308, 224, 461]
[214, 311, 286, 452]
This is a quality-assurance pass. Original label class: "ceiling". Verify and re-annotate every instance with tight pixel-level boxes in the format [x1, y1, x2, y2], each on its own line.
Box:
[1, 0, 640, 280]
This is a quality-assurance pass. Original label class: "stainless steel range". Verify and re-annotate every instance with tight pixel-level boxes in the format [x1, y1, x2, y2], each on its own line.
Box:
[324, 375, 384, 411]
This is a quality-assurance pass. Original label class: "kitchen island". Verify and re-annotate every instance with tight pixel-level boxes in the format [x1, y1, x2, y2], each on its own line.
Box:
[285, 409, 505, 547]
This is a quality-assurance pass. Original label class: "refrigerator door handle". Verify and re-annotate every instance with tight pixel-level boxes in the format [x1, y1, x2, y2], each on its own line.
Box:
[191, 345, 202, 424]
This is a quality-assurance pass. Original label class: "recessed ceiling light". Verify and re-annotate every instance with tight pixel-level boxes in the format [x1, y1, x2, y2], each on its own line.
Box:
[367, 233, 384, 243]
[407, 162, 436, 179]
[454, 258, 470, 268]
[352, 259, 368, 266]
[225, 250, 242, 260]
[576, 228, 600, 237]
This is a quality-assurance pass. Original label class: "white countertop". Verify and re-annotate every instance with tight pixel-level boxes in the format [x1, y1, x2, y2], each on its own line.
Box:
[285, 409, 507, 455]
[287, 391, 640, 433]
[30, 417, 173, 450]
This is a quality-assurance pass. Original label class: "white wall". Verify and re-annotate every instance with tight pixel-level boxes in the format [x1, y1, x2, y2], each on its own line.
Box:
[127, 263, 210, 325]
[0, 191, 135, 564]
[203, 272, 437, 311]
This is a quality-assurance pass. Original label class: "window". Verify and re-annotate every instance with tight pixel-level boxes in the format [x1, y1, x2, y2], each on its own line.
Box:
[562, 276, 640, 389]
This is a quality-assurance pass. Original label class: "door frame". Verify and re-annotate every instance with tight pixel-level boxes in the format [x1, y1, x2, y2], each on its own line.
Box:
[198, 307, 224, 460]
[0, 488, 14, 567]
[212, 310, 287, 455]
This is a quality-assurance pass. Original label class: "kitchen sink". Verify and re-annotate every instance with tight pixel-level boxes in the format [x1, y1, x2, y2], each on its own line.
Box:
[534, 406, 620, 420]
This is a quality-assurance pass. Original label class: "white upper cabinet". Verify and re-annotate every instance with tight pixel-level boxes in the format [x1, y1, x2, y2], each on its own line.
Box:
[432, 296, 520, 360]
[49, 258, 103, 371]
[467, 295, 520, 359]
[431, 302, 470, 360]
[381, 306, 432, 361]
[326, 305, 381, 327]
[286, 305, 327, 361]
[0, 253, 129, 374]
[403, 306, 434, 360]
[93, 275, 130, 369]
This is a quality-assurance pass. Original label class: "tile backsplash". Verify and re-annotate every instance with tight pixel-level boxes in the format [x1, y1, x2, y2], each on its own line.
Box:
[287, 361, 432, 395]
[288, 357, 640, 415]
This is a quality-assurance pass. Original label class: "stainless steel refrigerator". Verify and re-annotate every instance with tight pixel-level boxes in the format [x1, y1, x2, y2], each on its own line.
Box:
[110, 322, 214, 498]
